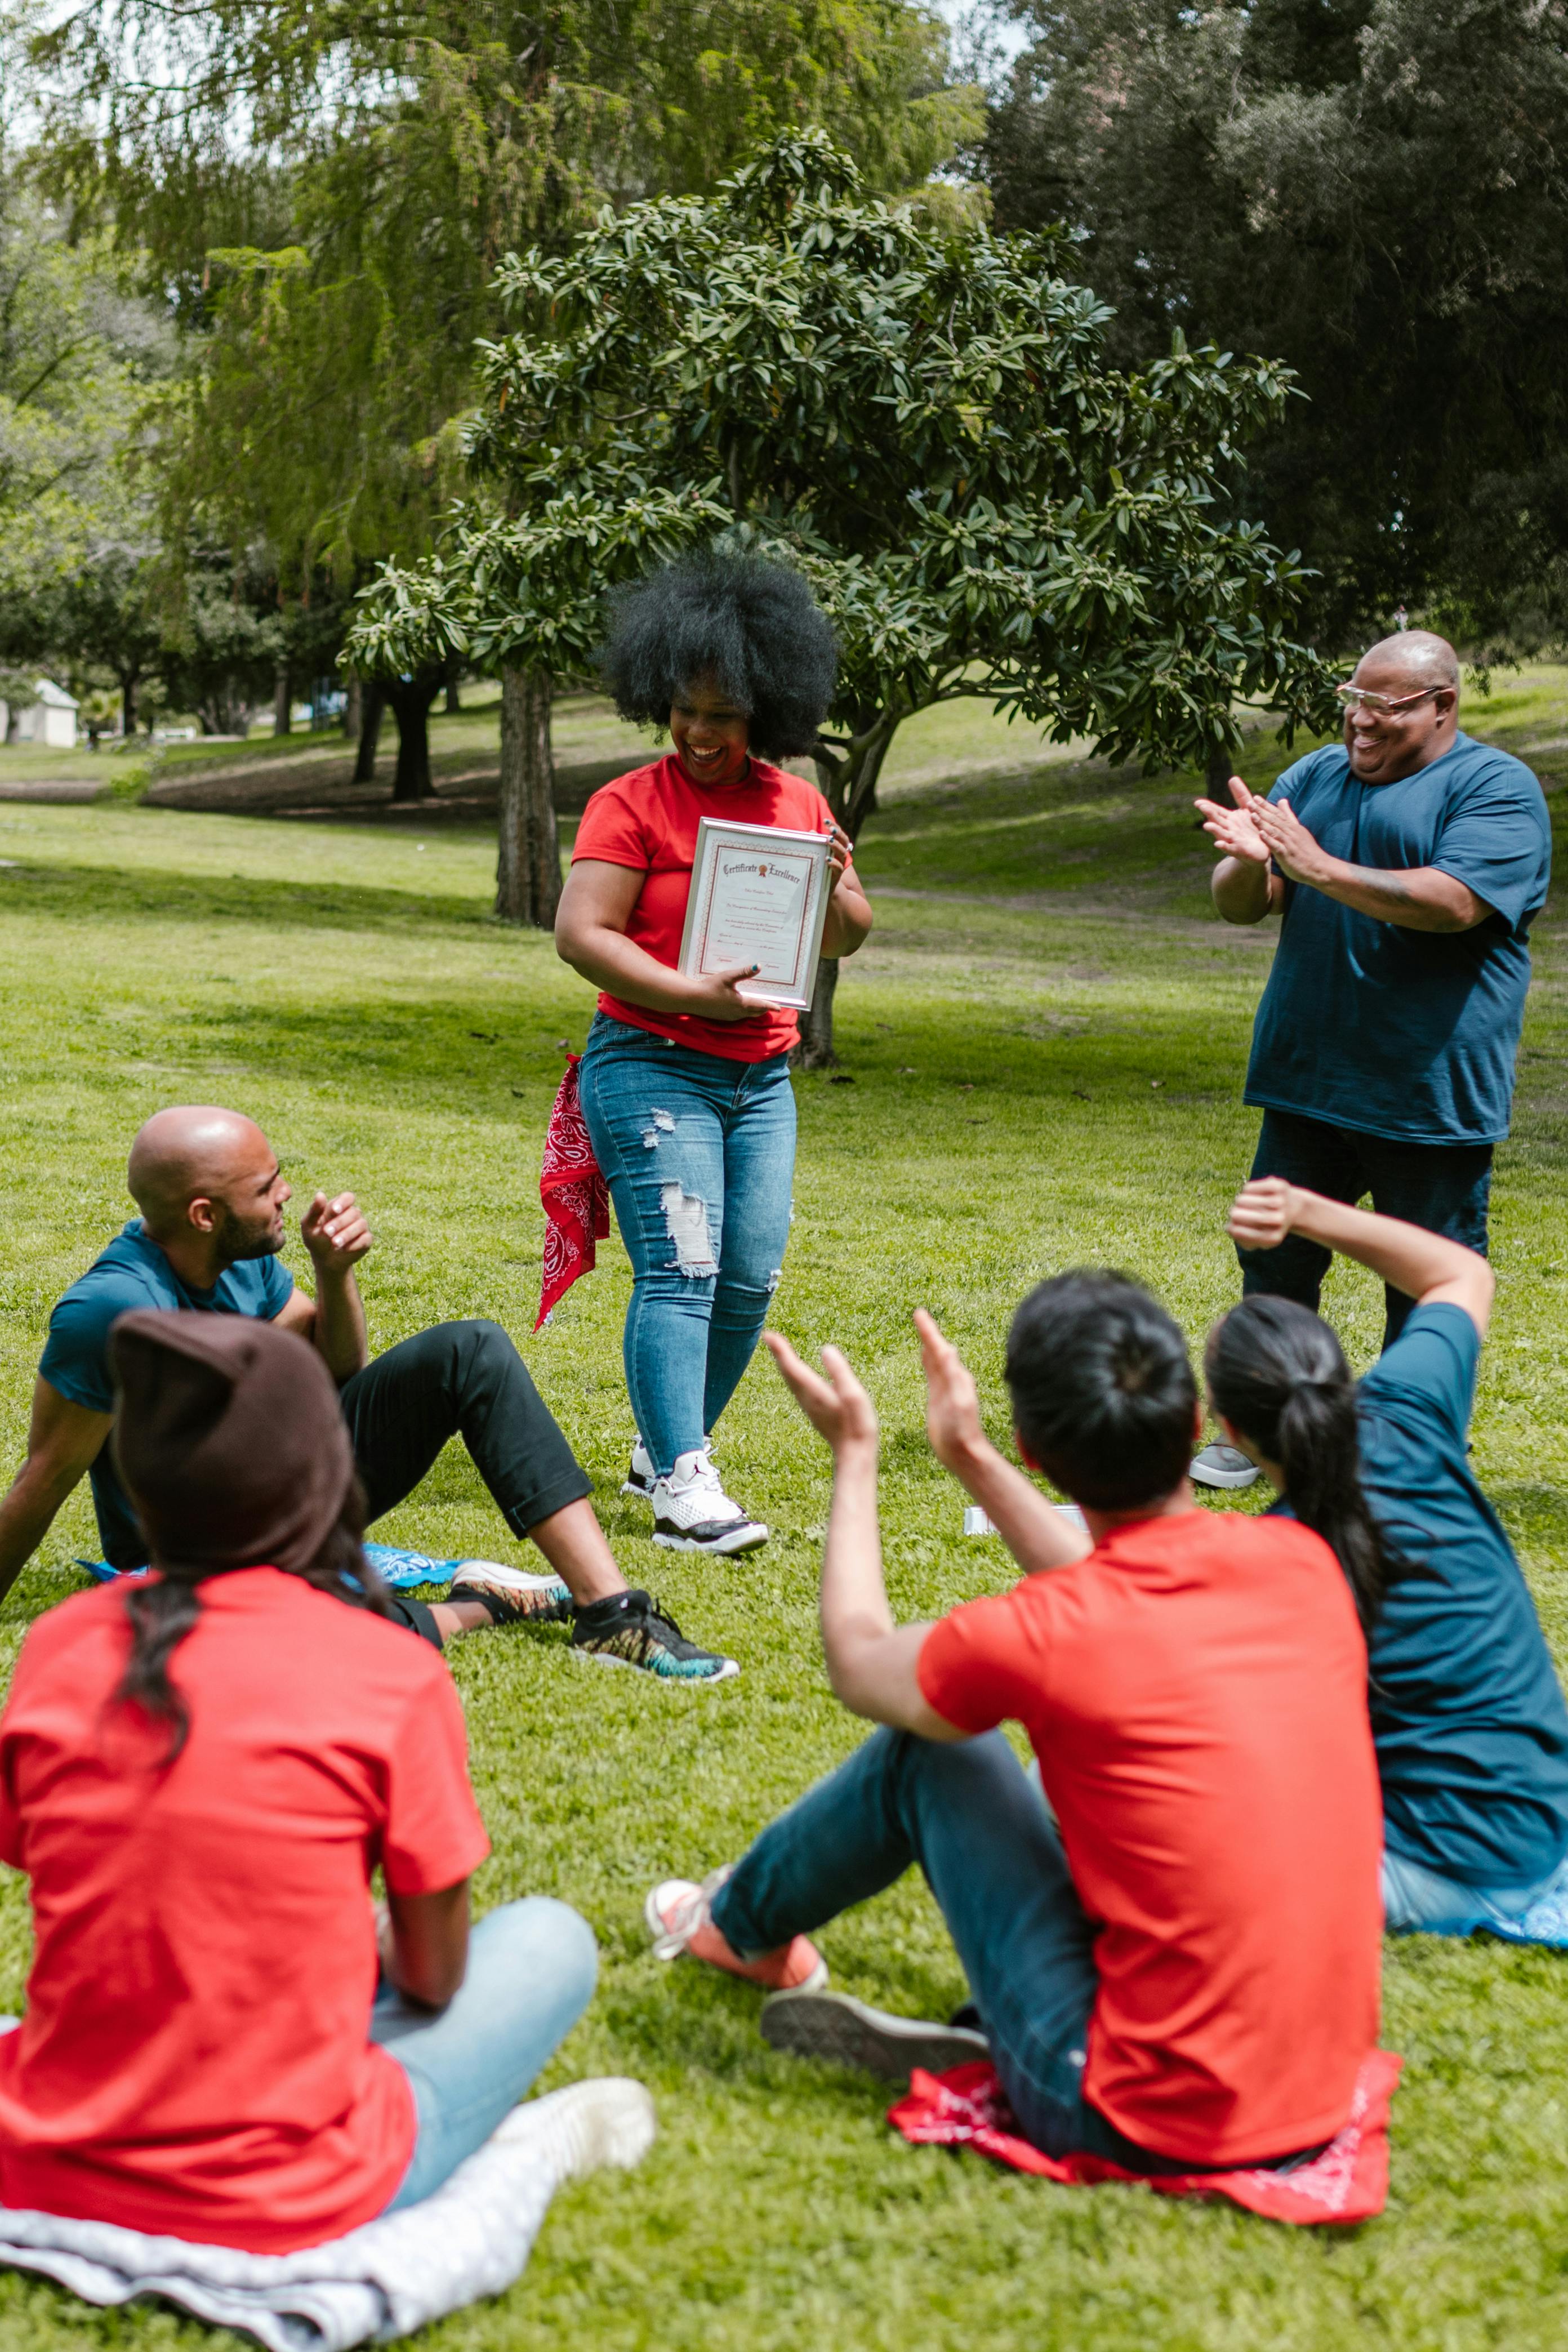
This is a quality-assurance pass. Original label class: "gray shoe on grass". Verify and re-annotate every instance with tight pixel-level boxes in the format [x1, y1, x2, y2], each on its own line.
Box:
[1190, 1443, 1260, 1490]
[760, 1989, 989, 2082]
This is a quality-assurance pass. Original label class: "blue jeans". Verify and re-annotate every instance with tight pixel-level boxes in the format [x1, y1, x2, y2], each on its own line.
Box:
[1241, 1108, 1493, 1349]
[1382, 1845, 1568, 1943]
[375, 1897, 598, 2211]
[711, 1729, 1106, 2158]
[577, 1015, 797, 1476]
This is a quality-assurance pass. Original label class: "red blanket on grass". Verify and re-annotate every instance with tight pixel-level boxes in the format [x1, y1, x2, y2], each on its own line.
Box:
[888, 2053, 1401, 2225]
[536, 1056, 609, 1329]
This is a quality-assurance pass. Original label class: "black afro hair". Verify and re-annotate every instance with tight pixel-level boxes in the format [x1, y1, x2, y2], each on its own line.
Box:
[599, 550, 838, 761]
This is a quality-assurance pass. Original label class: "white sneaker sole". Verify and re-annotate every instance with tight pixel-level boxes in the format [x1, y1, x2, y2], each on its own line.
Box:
[652, 1521, 769, 1556]
[1190, 1462, 1262, 1491]
[451, 1558, 568, 1593]
[759, 1989, 990, 2081]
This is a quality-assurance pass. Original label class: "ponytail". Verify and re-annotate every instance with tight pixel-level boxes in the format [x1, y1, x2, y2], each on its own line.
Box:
[1205, 1297, 1397, 1633]
[115, 1476, 392, 1761]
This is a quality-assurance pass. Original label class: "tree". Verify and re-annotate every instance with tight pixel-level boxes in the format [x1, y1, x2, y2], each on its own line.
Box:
[982, 0, 1568, 652]
[353, 128, 1333, 1054]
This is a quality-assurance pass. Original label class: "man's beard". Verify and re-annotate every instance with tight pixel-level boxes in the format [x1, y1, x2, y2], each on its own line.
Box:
[213, 1205, 283, 1264]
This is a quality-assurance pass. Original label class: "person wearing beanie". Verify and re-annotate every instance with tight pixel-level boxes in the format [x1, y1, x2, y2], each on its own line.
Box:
[0, 1104, 736, 1683]
[0, 1311, 621, 2251]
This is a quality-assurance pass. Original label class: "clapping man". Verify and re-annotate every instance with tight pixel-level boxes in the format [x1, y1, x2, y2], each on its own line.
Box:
[0, 1107, 736, 1682]
[1194, 629, 1549, 1486]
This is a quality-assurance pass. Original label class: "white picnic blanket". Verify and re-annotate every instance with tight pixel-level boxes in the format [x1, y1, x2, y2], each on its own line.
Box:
[0, 2083, 619, 2351]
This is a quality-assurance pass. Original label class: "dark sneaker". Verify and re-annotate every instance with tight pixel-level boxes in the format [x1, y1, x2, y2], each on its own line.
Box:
[1191, 1443, 1261, 1491]
[759, 1988, 990, 2081]
[571, 1589, 740, 1683]
[448, 1562, 574, 1625]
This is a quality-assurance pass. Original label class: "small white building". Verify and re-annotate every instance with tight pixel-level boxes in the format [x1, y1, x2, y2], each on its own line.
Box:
[1, 680, 79, 750]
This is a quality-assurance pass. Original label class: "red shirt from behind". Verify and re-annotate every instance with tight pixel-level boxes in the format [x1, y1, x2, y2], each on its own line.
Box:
[917, 1510, 1382, 2167]
[570, 754, 849, 1063]
[0, 1569, 490, 2251]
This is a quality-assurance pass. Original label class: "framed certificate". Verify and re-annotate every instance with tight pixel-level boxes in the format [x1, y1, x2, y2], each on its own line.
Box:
[678, 817, 833, 1011]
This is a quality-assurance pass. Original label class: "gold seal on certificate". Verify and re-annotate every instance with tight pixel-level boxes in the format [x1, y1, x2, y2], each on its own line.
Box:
[678, 817, 833, 1011]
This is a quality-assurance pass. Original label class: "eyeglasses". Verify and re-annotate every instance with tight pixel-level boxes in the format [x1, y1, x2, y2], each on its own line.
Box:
[1334, 684, 1444, 718]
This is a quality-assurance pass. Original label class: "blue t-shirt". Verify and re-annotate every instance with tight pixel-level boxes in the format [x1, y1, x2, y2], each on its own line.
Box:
[39, 1221, 295, 1570]
[1275, 1302, 1568, 1888]
[1245, 733, 1551, 1143]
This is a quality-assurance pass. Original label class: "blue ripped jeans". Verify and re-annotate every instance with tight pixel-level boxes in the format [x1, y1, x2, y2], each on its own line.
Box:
[577, 1015, 796, 1477]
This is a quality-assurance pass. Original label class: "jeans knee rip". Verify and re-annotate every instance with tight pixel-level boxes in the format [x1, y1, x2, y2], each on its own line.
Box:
[660, 1179, 718, 1277]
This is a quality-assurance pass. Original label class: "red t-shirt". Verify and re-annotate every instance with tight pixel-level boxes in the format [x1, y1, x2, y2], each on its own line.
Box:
[0, 1569, 490, 2251]
[571, 754, 850, 1063]
[917, 1511, 1382, 2167]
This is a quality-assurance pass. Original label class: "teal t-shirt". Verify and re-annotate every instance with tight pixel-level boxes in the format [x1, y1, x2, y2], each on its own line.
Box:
[1278, 1303, 1568, 1888]
[1245, 733, 1551, 1143]
[39, 1221, 295, 1570]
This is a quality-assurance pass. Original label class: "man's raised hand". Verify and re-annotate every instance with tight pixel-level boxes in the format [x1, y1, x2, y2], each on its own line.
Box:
[1226, 1176, 1303, 1254]
[300, 1190, 372, 1275]
[1195, 773, 1271, 866]
[764, 1331, 879, 1455]
[914, 1309, 986, 1472]
[1249, 792, 1327, 885]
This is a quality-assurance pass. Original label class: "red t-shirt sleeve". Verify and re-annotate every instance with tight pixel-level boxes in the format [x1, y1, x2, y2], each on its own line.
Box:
[572, 779, 653, 871]
[380, 1664, 491, 1896]
[917, 1591, 1047, 1735]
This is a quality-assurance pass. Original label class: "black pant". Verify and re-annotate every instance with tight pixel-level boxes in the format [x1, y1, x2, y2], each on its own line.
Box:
[1239, 1109, 1494, 1349]
[340, 1318, 591, 1539]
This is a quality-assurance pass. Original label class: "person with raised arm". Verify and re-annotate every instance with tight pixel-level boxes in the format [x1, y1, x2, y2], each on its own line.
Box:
[643, 1285, 1382, 2177]
[1208, 1179, 1568, 1941]
[1192, 629, 1549, 1489]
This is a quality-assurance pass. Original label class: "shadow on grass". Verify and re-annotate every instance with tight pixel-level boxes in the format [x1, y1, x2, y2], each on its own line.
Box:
[0, 858, 492, 937]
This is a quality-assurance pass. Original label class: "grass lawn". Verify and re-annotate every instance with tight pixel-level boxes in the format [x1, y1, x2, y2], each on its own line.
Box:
[0, 672, 1565, 2349]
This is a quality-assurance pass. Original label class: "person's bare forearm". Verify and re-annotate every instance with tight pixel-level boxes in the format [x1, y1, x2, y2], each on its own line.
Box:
[0, 1464, 75, 1600]
[1211, 857, 1276, 924]
[558, 922, 707, 1015]
[312, 1270, 368, 1382]
[1288, 1190, 1490, 1309]
[821, 884, 872, 959]
[1302, 861, 1484, 932]
[944, 1435, 1091, 1574]
[818, 1436, 894, 1699]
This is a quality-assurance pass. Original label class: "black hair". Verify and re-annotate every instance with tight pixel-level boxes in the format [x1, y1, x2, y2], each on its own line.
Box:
[1005, 1271, 1197, 1511]
[599, 550, 838, 760]
[116, 1477, 391, 1762]
[1205, 1297, 1396, 1633]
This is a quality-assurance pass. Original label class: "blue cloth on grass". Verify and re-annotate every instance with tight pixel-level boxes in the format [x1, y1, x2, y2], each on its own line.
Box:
[77, 1544, 469, 1592]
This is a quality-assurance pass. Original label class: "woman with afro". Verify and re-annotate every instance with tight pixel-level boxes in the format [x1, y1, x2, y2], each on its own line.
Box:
[556, 551, 872, 1553]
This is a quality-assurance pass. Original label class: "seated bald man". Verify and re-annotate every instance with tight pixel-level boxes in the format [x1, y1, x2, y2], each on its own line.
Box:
[0, 1107, 736, 1684]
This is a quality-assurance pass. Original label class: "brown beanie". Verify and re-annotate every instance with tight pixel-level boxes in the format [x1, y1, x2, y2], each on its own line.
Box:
[108, 1311, 354, 1578]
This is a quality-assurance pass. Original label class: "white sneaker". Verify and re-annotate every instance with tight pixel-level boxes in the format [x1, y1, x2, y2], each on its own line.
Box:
[651, 1449, 768, 1554]
[1191, 1444, 1261, 1491]
[493, 2077, 657, 2180]
[622, 1435, 657, 1503]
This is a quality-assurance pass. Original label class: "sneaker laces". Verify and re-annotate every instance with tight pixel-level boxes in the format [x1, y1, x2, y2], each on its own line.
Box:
[649, 1865, 733, 1959]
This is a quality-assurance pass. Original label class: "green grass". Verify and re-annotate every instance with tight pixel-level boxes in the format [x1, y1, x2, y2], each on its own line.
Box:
[0, 677, 1566, 2349]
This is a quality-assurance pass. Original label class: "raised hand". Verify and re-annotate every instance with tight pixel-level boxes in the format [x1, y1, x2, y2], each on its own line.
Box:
[300, 1190, 373, 1275]
[1194, 773, 1271, 865]
[764, 1331, 879, 1455]
[1226, 1176, 1303, 1254]
[1249, 793, 1328, 885]
[914, 1308, 986, 1471]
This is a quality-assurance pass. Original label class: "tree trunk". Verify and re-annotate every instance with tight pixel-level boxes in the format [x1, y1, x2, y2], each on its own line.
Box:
[496, 664, 562, 927]
[444, 655, 462, 715]
[1205, 730, 1235, 795]
[342, 676, 362, 741]
[273, 663, 291, 737]
[354, 683, 385, 783]
[121, 673, 137, 740]
[384, 674, 441, 802]
[795, 710, 902, 1067]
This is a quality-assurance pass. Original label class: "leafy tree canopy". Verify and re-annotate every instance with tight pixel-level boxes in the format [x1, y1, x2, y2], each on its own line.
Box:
[353, 128, 1333, 832]
[983, 0, 1568, 652]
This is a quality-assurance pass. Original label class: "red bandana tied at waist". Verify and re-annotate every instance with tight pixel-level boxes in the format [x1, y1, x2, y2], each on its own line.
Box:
[536, 1055, 609, 1329]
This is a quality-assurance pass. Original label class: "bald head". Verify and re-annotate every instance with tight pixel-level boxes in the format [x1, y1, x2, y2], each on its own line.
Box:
[1357, 630, 1460, 694]
[128, 1108, 289, 1271]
